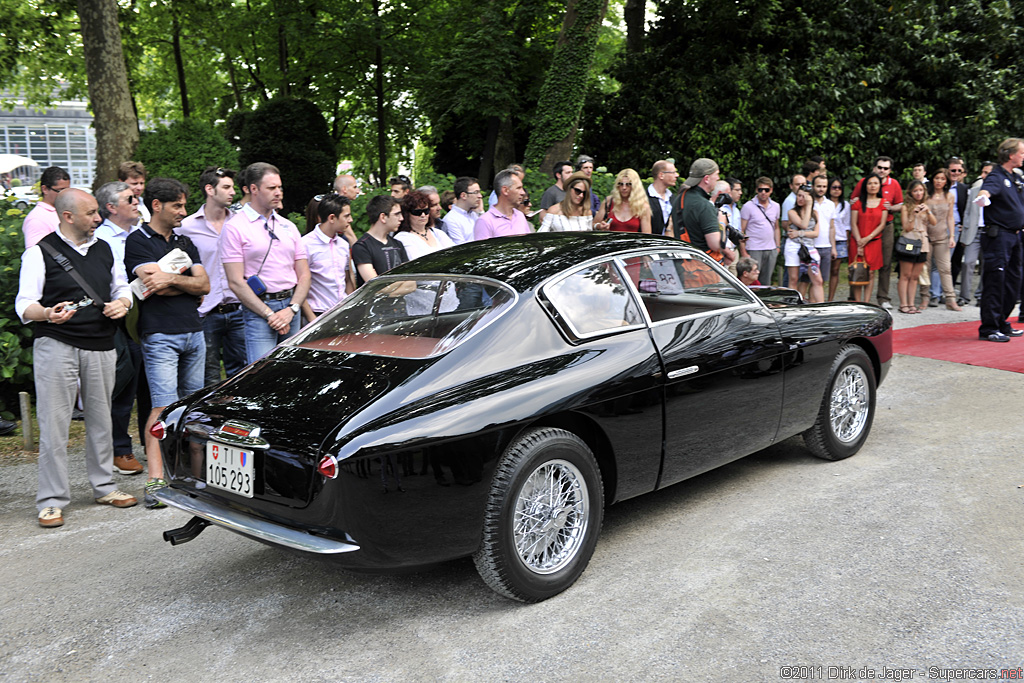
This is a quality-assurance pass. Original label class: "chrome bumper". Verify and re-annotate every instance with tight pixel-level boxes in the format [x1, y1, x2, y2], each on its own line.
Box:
[153, 487, 360, 555]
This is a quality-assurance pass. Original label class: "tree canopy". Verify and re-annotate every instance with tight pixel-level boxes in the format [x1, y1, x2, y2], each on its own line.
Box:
[2, 0, 1023, 191]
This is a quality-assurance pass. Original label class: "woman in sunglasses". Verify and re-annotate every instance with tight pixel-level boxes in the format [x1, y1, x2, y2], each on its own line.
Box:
[395, 190, 454, 260]
[595, 168, 652, 233]
[539, 172, 594, 232]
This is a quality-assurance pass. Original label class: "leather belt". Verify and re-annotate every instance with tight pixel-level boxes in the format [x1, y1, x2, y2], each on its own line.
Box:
[214, 302, 240, 314]
[261, 288, 294, 301]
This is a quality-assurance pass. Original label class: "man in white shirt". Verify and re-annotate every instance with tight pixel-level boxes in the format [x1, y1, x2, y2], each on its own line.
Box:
[443, 176, 482, 244]
[811, 175, 837, 300]
[647, 160, 678, 236]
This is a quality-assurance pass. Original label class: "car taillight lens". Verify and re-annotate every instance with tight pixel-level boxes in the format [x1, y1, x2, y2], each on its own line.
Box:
[318, 455, 338, 479]
[150, 420, 166, 440]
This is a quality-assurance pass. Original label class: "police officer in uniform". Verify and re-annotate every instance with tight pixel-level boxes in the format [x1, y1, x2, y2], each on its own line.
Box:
[974, 137, 1024, 342]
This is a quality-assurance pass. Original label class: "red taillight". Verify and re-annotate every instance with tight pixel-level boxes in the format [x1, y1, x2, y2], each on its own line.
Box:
[317, 454, 338, 479]
[150, 420, 166, 440]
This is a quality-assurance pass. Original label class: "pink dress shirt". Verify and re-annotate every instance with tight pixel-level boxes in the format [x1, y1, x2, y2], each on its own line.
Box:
[473, 206, 532, 240]
[220, 205, 306, 294]
[301, 226, 350, 312]
[22, 202, 58, 248]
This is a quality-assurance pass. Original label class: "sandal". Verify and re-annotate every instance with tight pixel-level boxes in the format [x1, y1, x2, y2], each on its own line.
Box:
[898, 306, 913, 314]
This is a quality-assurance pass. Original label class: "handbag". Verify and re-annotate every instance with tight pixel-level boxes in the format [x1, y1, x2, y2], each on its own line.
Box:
[896, 234, 922, 256]
[848, 255, 870, 286]
[797, 243, 812, 263]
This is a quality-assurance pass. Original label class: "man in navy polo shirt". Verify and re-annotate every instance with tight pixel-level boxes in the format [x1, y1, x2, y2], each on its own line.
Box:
[124, 177, 209, 506]
[974, 137, 1024, 342]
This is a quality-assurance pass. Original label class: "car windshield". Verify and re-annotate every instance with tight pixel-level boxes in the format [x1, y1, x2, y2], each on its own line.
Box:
[288, 276, 516, 358]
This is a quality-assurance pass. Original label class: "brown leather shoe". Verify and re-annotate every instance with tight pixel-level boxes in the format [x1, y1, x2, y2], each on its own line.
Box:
[113, 453, 144, 475]
[95, 490, 138, 508]
[39, 507, 64, 528]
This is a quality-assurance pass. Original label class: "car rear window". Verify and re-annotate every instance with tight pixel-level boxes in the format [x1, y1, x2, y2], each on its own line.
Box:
[288, 276, 515, 358]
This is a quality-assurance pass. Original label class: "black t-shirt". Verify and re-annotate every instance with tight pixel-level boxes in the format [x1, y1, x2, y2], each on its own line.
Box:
[124, 223, 204, 335]
[352, 233, 408, 287]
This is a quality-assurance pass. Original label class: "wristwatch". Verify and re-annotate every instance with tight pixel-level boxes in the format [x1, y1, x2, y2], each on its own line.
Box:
[289, 303, 300, 315]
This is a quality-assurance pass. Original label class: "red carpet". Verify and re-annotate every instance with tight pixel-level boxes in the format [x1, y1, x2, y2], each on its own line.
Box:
[893, 320, 1024, 373]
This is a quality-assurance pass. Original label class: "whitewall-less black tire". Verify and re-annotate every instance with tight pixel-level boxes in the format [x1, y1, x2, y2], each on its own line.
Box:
[473, 427, 604, 602]
[803, 345, 877, 461]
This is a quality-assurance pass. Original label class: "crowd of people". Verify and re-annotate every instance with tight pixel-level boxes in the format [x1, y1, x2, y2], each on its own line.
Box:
[13, 139, 1024, 528]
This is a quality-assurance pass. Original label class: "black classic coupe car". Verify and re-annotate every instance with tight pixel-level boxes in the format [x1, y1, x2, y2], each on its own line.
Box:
[153, 232, 892, 602]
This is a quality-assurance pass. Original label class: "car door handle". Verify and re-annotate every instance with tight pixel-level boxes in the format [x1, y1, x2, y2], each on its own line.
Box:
[668, 366, 699, 379]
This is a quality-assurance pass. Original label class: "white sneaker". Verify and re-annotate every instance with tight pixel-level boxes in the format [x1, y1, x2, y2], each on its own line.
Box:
[881, 301, 893, 310]
[38, 507, 64, 528]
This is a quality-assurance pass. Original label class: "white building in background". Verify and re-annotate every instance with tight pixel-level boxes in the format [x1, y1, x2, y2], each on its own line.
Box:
[0, 93, 97, 187]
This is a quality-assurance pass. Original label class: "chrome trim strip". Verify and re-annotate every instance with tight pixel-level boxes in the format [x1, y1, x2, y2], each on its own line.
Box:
[153, 487, 359, 555]
[668, 366, 699, 379]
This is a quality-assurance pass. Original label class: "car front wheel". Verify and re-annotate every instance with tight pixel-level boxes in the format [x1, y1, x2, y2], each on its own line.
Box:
[473, 427, 604, 602]
[803, 345, 876, 460]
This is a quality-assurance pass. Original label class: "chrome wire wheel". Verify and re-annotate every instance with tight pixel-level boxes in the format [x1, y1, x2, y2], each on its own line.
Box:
[830, 363, 870, 443]
[512, 459, 590, 575]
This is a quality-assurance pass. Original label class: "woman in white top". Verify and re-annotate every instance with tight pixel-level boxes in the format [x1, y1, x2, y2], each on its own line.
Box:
[539, 172, 593, 232]
[395, 190, 457, 314]
[827, 177, 851, 301]
[785, 185, 824, 302]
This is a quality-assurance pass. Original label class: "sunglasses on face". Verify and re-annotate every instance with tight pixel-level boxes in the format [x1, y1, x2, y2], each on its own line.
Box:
[756, 188, 771, 193]
[875, 165, 891, 171]
[409, 208, 430, 216]
[617, 182, 632, 187]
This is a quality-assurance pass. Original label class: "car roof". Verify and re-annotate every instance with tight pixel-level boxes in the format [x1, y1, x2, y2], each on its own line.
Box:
[383, 232, 695, 292]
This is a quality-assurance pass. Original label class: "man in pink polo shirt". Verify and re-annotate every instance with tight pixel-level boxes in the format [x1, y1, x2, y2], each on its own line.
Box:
[300, 193, 356, 320]
[22, 166, 71, 248]
[473, 169, 532, 240]
[221, 162, 311, 364]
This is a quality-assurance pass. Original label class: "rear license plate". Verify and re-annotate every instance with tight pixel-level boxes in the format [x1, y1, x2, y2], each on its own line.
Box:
[206, 441, 254, 498]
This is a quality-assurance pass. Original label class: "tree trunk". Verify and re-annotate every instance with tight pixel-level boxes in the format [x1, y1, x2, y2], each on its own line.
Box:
[278, 23, 290, 98]
[171, 9, 191, 117]
[493, 115, 516, 176]
[523, 0, 609, 175]
[77, 0, 140, 190]
[478, 116, 499, 190]
[624, 0, 644, 54]
[371, 0, 387, 185]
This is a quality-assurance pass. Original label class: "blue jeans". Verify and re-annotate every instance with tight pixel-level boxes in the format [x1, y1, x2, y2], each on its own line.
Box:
[202, 307, 247, 385]
[141, 331, 206, 407]
[242, 299, 301, 364]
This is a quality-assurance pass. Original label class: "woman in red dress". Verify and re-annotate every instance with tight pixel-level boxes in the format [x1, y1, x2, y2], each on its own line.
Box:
[595, 168, 652, 233]
[850, 173, 889, 303]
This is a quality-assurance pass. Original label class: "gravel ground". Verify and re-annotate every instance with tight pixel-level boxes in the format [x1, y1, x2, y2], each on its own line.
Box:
[1, 295, 1022, 682]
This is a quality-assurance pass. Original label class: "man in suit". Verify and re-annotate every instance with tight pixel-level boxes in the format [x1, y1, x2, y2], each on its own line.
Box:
[647, 160, 678, 236]
[947, 157, 970, 289]
[959, 162, 994, 306]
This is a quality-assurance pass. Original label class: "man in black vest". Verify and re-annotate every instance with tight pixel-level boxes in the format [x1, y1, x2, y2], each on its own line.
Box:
[15, 189, 138, 528]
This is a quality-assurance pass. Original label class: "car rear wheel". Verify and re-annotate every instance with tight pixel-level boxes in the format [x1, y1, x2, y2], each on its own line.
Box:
[803, 345, 876, 461]
[473, 427, 604, 602]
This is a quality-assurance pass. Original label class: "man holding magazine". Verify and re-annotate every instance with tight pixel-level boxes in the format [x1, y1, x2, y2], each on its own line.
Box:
[124, 177, 209, 508]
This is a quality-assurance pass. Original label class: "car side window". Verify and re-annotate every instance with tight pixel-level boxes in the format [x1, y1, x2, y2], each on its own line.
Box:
[544, 260, 643, 336]
[620, 252, 753, 323]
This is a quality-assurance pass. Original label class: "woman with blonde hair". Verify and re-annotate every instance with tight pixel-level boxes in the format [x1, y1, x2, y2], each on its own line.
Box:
[595, 168, 652, 233]
[539, 172, 594, 231]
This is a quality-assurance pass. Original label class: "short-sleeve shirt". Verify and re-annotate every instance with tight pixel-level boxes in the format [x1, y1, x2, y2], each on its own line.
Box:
[980, 165, 1024, 231]
[672, 185, 720, 253]
[220, 204, 306, 294]
[473, 206, 532, 240]
[739, 199, 780, 251]
[302, 226, 351, 312]
[851, 177, 903, 223]
[539, 185, 565, 210]
[124, 223, 204, 335]
[352, 233, 408, 287]
[22, 202, 58, 248]
[812, 198, 836, 249]
[176, 205, 237, 316]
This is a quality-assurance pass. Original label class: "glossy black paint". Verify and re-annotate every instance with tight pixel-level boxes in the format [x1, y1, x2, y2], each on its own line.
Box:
[158, 232, 893, 571]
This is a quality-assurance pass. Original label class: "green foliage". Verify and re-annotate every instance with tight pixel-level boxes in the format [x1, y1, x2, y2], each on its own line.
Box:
[524, 0, 610, 168]
[582, 0, 1024, 186]
[135, 119, 239, 213]
[0, 198, 35, 417]
[238, 97, 337, 216]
